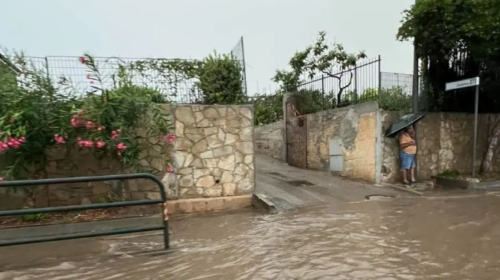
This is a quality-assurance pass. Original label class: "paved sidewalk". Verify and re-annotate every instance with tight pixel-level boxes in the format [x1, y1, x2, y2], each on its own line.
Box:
[254, 154, 402, 210]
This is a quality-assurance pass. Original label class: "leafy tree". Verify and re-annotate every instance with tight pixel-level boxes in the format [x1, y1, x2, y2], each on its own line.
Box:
[272, 70, 301, 93]
[128, 52, 245, 105]
[288, 31, 366, 105]
[397, 0, 500, 113]
[253, 92, 284, 125]
[196, 52, 245, 104]
[358, 87, 411, 112]
[291, 89, 335, 115]
[397, 0, 500, 174]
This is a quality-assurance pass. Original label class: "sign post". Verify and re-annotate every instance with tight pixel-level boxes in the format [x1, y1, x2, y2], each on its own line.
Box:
[445, 77, 480, 178]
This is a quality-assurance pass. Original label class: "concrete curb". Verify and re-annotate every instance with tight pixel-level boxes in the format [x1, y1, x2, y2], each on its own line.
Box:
[0, 195, 254, 242]
[382, 183, 424, 196]
[252, 193, 277, 214]
[167, 195, 253, 214]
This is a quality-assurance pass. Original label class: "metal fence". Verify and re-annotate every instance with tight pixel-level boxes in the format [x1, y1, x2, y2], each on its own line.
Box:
[291, 56, 424, 114]
[230, 36, 248, 97]
[0, 173, 170, 248]
[19, 38, 248, 104]
[25, 56, 203, 103]
[381, 72, 415, 95]
[296, 56, 381, 111]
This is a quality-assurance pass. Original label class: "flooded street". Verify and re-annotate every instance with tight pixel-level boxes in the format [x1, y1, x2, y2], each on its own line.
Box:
[2, 193, 500, 279]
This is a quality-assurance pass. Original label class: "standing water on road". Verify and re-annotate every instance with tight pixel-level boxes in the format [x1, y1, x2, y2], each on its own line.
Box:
[2, 194, 500, 279]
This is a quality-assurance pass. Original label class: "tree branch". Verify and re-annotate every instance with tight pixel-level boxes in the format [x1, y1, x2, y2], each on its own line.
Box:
[336, 72, 354, 104]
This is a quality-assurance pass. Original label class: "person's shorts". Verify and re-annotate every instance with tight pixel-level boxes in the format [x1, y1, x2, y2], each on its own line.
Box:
[400, 151, 415, 170]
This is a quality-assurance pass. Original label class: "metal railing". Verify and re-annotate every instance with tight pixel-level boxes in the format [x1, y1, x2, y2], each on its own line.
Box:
[296, 56, 381, 113]
[0, 173, 169, 249]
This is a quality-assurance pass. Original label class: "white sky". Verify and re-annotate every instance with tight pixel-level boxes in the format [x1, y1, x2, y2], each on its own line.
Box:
[0, 0, 415, 95]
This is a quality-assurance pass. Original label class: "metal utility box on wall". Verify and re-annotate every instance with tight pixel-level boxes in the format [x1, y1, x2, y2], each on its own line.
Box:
[329, 138, 344, 172]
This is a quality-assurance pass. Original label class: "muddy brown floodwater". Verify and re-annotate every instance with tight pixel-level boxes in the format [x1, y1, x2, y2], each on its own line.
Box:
[2, 193, 500, 280]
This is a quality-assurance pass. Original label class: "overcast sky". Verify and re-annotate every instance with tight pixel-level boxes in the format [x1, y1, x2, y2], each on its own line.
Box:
[1, 0, 415, 95]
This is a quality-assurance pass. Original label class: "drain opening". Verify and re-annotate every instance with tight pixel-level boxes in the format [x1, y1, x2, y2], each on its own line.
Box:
[365, 194, 395, 201]
[268, 172, 286, 178]
[287, 180, 314, 187]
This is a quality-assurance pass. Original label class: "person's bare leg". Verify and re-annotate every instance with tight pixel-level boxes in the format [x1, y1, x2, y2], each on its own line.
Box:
[402, 169, 408, 184]
[410, 166, 416, 182]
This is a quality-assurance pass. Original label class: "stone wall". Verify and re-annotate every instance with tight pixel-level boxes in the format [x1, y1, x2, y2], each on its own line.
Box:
[172, 104, 255, 199]
[379, 111, 403, 183]
[254, 120, 284, 161]
[252, 101, 379, 182]
[0, 104, 256, 210]
[380, 112, 497, 183]
[0, 104, 174, 209]
[306, 101, 379, 182]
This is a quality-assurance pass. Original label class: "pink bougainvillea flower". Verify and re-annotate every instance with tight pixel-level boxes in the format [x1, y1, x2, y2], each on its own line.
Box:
[0, 142, 8, 151]
[90, 81, 94, 84]
[79, 56, 88, 64]
[70, 118, 79, 127]
[6, 137, 21, 149]
[116, 143, 127, 151]
[86, 74, 91, 79]
[54, 134, 65, 144]
[166, 165, 173, 173]
[111, 130, 120, 140]
[85, 121, 95, 129]
[97, 126, 105, 131]
[96, 141, 105, 149]
[71, 114, 82, 127]
[117, 152, 122, 157]
[77, 138, 94, 148]
[18, 137, 26, 143]
[165, 133, 175, 143]
[0, 177, 4, 181]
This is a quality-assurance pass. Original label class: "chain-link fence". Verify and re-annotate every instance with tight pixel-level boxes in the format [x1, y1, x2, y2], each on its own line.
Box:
[381, 72, 414, 94]
[15, 38, 248, 104]
[230, 36, 248, 97]
[24, 56, 203, 103]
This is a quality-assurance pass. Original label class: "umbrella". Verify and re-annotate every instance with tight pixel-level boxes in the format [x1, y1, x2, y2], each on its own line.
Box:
[384, 113, 425, 138]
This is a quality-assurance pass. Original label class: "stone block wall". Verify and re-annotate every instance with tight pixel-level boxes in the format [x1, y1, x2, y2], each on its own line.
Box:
[0, 140, 171, 209]
[380, 112, 496, 183]
[306, 101, 379, 182]
[0, 103, 256, 210]
[172, 104, 255, 199]
[379, 111, 403, 183]
[254, 120, 284, 161]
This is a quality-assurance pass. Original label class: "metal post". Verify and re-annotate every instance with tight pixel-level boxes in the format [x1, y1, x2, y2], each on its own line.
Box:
[44, 57, 50, 82]
[472, 85, 479, 178]
[321, 75, 325, 110]
[412, 0, 420, 179]
[240, 36, 248, 97]
[377, 55, 382, 103]
[163, 203, 170, 249]
[412, 0, 420, 113]
[354, 66, 358, 102]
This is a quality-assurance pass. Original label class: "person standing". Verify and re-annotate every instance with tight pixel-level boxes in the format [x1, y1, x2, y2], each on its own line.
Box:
[399, 125, 416, 185]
